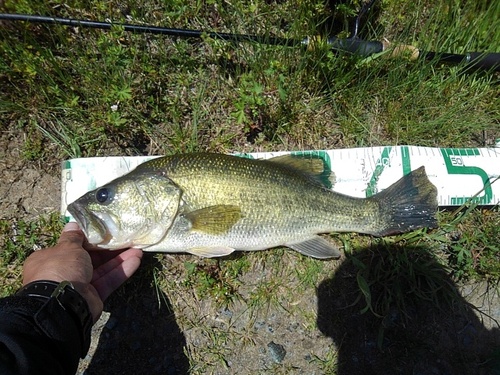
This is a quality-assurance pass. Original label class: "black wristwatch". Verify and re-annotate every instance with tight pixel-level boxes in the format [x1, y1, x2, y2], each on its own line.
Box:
[16, 280, 93, 356]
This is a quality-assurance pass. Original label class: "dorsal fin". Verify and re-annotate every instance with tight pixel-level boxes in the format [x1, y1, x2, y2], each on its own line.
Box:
[267, 154, 335, 188]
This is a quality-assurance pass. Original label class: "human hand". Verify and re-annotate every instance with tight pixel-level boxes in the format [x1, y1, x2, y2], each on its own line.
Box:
[22, 222, 143, 322]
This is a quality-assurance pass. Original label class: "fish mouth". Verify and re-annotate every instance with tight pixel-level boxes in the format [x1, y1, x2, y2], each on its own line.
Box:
[67, 202, 89, 231]
[67, 201, 110, 245]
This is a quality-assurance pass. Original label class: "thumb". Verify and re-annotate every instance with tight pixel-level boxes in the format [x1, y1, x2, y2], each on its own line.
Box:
[57, 222, 85, 246]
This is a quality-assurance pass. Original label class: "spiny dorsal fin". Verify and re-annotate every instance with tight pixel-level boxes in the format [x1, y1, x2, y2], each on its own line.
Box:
[185, 205, 242, 235]
[268, 155, 325, 174]
[268, 155, 334, 188]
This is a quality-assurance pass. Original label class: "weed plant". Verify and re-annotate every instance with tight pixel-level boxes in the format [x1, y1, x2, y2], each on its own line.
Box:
[0, 213, 62, 296]
[1, 0, 499, 373]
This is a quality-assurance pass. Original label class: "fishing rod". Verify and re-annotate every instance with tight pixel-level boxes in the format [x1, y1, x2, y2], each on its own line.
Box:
[1, 12, 499, 72]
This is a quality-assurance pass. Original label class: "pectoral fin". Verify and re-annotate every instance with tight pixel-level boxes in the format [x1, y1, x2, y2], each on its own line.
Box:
[187, 246, 236, 257]
[185, 205, 242, 235]
[286, 236, 341, 259]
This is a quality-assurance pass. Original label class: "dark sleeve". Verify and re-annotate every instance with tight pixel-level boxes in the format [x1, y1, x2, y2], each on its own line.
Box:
[0, 295, 85, 375]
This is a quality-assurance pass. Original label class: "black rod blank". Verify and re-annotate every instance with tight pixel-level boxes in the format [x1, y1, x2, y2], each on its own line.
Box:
[1, 13, 499, 71]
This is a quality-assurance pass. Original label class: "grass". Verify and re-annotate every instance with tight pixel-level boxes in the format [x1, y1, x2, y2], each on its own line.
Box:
[0, 213, 62, 296]
[1, 0, 499, 373]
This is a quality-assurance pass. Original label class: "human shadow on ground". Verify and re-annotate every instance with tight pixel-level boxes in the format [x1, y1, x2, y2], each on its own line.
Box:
[84, 253, 189, 375]
[317, 244, 500, 375]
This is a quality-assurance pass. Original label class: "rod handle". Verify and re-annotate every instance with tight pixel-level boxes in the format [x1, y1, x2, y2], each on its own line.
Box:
[326, 37, 384, 57]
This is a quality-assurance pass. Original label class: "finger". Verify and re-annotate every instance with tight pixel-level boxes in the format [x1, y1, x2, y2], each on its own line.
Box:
[91, 248, 143, 282]
[89, 248, 131, 269]
[91, 250, 143, 301]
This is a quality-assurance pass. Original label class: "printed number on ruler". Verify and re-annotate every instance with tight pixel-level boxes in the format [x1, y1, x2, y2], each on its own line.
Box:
[441, 148, 492, 205]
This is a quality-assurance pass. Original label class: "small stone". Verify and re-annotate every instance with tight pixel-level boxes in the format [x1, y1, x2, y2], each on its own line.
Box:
[254, 320, 265, 330]
[219, 308, 233, 318]
[267, 341, 286, 364]
[302, 340, 314, 349]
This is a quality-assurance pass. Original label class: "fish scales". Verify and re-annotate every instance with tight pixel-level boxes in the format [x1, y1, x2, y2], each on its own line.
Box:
[68, 153, 438, 259]
[139, 154, 376, 237]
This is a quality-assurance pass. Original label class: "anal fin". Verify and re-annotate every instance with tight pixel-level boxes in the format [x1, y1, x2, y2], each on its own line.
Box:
[187, 246, 236, 258]
[286, 236, 341, 259]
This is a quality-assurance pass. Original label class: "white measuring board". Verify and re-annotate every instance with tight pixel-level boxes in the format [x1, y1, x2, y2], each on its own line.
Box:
[61, 146, 500, 221]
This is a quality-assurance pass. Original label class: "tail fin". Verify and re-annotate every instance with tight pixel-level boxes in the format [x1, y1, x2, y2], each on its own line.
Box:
[371, 166, 438, 236]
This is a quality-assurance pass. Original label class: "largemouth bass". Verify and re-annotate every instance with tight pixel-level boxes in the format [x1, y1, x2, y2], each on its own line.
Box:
[67, 153, 438, 259]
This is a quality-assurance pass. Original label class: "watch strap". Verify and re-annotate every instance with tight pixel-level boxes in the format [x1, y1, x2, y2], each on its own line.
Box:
[16, 280, 92, 357]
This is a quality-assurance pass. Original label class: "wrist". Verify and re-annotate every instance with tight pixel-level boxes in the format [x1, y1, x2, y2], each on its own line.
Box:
[16, 280, 93, 357]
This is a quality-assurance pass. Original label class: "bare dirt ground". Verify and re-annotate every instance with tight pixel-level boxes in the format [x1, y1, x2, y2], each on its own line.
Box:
[1, 128, 500, 374]
[0, 130, 60, 220]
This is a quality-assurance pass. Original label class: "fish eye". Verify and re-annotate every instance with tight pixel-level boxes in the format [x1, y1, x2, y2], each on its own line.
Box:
[95, 187, 114, 205]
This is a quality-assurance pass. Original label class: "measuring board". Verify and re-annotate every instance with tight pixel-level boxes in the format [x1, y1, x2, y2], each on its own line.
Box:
[61, 145, 500, 221]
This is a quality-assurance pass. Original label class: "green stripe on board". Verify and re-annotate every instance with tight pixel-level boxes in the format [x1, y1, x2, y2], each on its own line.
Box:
[366, 146, 392, 197]
[442, 148, 480, 157]
[401, 146, 412, 175]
